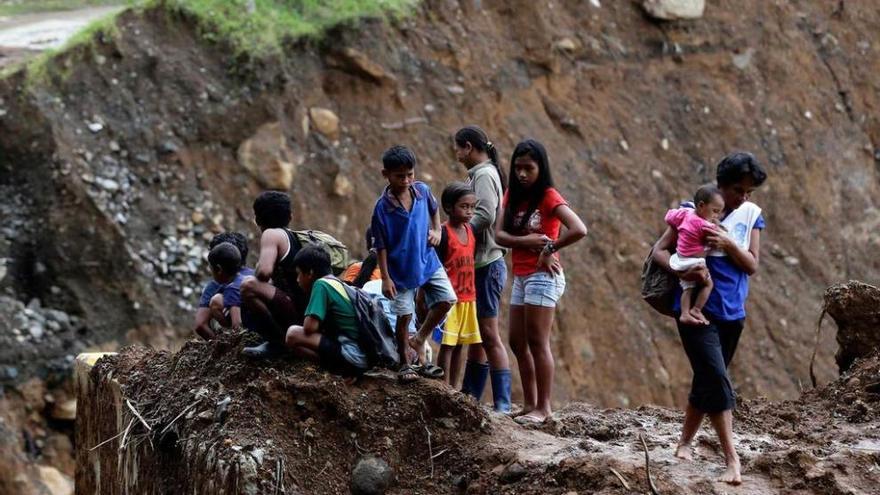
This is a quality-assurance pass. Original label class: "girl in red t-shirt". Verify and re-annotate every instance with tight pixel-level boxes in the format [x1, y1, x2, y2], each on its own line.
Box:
[496, 139, 588, 425]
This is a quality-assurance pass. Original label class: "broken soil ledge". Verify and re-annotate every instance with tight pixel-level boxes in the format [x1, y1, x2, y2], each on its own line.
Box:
[75, 331, 880, 495]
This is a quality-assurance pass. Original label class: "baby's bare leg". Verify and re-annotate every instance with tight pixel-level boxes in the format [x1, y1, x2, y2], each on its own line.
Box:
[679, 287, 702, 326]
[690, 270, 713, 324]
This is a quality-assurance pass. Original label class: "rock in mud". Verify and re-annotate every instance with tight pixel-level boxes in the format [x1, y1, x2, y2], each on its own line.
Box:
[350, 456, 393, 495]
[309, 107, 340, 139]
[329, 47, 396, 84]
[824, 281, 880, 373]
[237, 122, 297, 190]
[498, 462, 527, 484]
[642, 0, 705, 20]
[51, 399, 77, 421]
[35, 465, 74, 495]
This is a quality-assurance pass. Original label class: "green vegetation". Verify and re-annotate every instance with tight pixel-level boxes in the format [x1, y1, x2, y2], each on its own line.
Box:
[20, 10, 122, 86]
[0, 0, 126, 16]
[4, 0, 417, 85]
[158, 0, 417, 56]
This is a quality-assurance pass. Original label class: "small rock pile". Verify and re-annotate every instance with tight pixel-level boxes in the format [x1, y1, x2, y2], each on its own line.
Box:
[0, 295, 82, 382]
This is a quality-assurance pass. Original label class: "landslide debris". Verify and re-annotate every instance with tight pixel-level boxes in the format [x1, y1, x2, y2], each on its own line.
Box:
[80, 332, 880, 494]
[823, 281, 880, 374]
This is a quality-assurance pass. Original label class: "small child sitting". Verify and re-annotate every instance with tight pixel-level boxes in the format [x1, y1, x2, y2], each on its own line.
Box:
[435, 182, 482, 386]
[193, 233, 254, 340]
[665, 185, 725, 326]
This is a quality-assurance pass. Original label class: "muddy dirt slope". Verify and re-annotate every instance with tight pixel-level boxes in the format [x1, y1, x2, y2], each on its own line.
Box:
[77, 330, 880, 494]
[2, 4, 880, 487]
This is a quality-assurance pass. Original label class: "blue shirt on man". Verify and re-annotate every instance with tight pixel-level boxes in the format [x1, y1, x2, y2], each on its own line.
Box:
[370, 181, 441, 290]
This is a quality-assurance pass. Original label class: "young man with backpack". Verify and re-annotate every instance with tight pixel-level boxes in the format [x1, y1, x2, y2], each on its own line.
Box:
[241, 191, 351, 359]
[285, 245, 398, 377]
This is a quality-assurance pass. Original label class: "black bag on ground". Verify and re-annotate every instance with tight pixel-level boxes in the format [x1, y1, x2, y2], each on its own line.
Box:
[337, 280, 400, 369]
[641, 248, 678, 317]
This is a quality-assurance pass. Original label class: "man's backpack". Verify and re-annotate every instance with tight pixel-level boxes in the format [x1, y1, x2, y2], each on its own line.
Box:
[640, 248, 678, 317]
[293, 230, 350, 276]
[333, 280, 400, 370]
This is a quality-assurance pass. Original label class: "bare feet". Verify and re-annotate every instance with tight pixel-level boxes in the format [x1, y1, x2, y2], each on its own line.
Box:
[718, 455, 742, 485]
[514, 408, 551, 424]
[689, 308, 710, 325]
[674, 443, 693, 461]
[679, 312, 703, 326]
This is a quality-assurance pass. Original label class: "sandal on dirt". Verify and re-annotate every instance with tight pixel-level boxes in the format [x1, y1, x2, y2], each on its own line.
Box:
[514, 414, 546, 426]
[415, 363, 445, 379]
[398, 364, 419, 383]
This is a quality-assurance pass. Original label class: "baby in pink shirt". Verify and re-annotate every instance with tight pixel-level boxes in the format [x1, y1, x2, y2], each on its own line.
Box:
[665, 185, 725, 325]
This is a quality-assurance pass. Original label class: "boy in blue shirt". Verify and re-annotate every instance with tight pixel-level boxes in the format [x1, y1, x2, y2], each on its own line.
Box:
[371, 145, 456, 382]
[193, 233, 255, 340]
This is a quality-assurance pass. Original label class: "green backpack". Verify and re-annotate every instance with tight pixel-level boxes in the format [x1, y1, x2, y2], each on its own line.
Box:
[292, 230, 351, 276]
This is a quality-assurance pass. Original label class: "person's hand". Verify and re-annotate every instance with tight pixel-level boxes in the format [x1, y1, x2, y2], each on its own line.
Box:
[705, 228, 734, 252]
[537, 250, 562, 275]
[427, 228, 441, 247]
[382, 277, 397, 299]
[680, 265, 709, 284]
[521, 233, 552, 251]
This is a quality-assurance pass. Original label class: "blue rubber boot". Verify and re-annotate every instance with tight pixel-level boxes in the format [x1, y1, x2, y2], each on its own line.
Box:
[490, 368, 512, 413]
[460, 360, 490, 401]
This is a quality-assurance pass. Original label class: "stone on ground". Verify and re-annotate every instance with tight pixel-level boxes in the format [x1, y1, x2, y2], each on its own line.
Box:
[350, 456, 393, 495]
[642, 0, 705, 20]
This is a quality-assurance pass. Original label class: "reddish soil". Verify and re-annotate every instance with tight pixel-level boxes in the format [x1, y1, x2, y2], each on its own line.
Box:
[87, 333, 880, 494]
[2, 0, 880, 492]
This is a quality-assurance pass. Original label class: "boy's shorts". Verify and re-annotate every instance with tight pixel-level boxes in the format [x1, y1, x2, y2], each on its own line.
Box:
[669, 254, 707, 290]
[510, 270, 566, 308]
[390, 268, 457, 316]
[318, 335, 363, 377]
[438, 301, 481, 346]
[475, 258, 507, 319]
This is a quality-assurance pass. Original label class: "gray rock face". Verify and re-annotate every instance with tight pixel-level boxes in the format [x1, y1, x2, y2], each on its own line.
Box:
[350, 456, 393, 495]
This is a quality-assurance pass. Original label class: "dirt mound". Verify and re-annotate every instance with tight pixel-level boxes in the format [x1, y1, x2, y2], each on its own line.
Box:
[88, 333, 490, 494]
[77, 334, 880, 495]
[823, 281, 880, 373]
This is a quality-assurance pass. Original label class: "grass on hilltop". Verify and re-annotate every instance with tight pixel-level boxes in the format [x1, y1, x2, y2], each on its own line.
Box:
[5, 0, 416, 85]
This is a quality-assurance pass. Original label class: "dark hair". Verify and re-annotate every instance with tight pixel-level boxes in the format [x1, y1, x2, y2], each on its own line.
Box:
[454, 125, 506, 192]
[441, 181, 475, 215]
[716, 152, 767, 188]
[209, 232, 248, 267]
[292, 245, 332, 277]
[207, 242, 241, 276]
[382, 145, 417, 171]
[351, 252, 378, 288]
[253, 191, 291, 229]
[503, 139, 555, 232]
[694, 185, 722, 206]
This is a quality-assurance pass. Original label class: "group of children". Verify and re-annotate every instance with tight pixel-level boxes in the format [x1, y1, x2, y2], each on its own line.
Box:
[191, 126, 592, 424]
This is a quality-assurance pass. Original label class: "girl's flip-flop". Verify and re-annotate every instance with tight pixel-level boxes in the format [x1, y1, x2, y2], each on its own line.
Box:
[415, 363, 445, 379]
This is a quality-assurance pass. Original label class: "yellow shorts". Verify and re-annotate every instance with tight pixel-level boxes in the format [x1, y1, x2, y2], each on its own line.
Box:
[440, 301, 482, 346]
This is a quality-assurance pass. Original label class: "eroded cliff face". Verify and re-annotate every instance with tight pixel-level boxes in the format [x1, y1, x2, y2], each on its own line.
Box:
[1, 0, 879, 413]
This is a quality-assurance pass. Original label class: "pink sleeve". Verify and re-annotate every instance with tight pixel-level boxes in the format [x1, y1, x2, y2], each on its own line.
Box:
[665, 209, 687, 228]
[700, 219, 717, 238]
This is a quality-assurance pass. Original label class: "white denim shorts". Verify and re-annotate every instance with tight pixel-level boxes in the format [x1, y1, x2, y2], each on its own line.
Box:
[510, 270, 566, 307]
